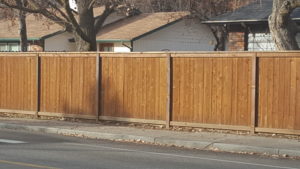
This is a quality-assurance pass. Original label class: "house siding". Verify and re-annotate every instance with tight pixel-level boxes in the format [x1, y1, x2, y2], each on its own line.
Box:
[44, 32, 76, 52]
[248, 32, 300, 51]
[113, 42, 131, 52]
[132, 19, 215, 52]
[97, 42, 131, 52]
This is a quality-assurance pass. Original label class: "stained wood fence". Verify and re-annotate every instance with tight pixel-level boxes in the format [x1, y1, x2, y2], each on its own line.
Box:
[0, 52, 299, 135]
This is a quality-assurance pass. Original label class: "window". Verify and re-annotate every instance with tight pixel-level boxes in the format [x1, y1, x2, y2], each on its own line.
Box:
[0, 43, 20, 52]
[8, 43, 20, 52]
[248, 33, 276, 51]
[0, 43, 7, 51]
[99, 43, 114, 52]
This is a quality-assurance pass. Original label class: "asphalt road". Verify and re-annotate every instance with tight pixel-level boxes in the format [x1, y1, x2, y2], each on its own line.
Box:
[0, 129, 299, 169]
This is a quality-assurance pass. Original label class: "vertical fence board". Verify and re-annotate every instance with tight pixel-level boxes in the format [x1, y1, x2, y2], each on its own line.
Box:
[203, 58, 213, 123]
[257, 53, 300, 131]
[267, 59, 274, 129]
[100, 53, 168, 121]
[295, 59, 300, 130]
[284, 59, 292, 129]
[231, 58, 238, 126]
[222, 58, 233, 125]
[272, 58, 280, 128]
[40, 54, 96, 116]
[172, 58, 181, 122]
[0, 54, 37, 112]
[171, 54, 252, 127]
[289, 59, 297, 129]
[192, 57, 204, 123]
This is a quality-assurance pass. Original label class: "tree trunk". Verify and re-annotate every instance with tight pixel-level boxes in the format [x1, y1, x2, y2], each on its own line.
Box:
[269, 0, 300, 50]
[214, 26, 226, 51]
[208, 26, 226, 51]
[74, 0, 97, 51]
[17, 0, 28, 52]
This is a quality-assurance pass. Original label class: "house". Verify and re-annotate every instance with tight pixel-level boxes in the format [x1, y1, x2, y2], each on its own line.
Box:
[0, 7, 127, 52]
[203, 0, 300, 51]
[0, 9, 216, 52]
[94, 12, 216, 52]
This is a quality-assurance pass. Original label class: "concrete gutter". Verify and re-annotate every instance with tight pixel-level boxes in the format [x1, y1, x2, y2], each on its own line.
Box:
[0, 122, 299, 158]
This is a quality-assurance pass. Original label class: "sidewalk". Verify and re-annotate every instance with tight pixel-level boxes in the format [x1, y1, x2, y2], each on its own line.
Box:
[0, 117, 299, 158]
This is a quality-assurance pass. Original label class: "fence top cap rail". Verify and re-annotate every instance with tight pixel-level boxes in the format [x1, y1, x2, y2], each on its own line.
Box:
[0, 52, 37, 56]
[257, 51, 300, 57]
[172, 53, 254, 58]
[39, 52, 97, 57]
[0, 51, 299, 58]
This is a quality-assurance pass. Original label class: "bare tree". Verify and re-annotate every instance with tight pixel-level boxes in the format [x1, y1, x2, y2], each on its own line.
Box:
[16, 0, 28, 52]
[0, 0, 134, 51]
[269, 0, 300, 50]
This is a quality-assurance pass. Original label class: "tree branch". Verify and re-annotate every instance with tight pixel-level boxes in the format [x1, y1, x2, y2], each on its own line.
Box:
[0, 0, 43, 13]
[280, 0, 300, 15]
[94, 2, 115, 33]
[0, 0, 72, 30]
[48, 2, 71, 23]
[64, 0, 91, 42]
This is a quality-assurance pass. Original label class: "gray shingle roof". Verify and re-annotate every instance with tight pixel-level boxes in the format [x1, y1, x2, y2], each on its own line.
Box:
[203, 0, 300, 24]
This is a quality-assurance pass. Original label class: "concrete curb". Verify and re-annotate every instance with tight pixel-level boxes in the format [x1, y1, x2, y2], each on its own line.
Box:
[1, 122, 300, 158]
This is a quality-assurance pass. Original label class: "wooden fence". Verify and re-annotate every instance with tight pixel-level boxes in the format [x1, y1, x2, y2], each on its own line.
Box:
[256, 53, 300, 134]
[0, 53, 37, 114]
[171, 53, 254, 131]
[0, 52, 299, 135]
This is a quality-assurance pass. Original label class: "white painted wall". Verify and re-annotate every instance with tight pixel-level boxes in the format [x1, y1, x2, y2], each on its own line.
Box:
[133, 19, 216, 52]
[114, 42, 131, 52]
[44, 32, 76, 52]
[97, 42, 131, 52]
[248, 33, 300, 51]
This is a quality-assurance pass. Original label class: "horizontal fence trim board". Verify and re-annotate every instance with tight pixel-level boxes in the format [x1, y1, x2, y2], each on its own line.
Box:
[0, 54, 37, 57]
[100, 53, 169, 58]
[99, 116, 166, 125]
[100, 56, 168, 58]
[170, 121, 251, 131]
[39, 55, 97, 58]
[257, 53, 300, 57]
[99, 52, 171, 54]
[0, 109, 37, 115]
[255, 128, 300, 135]
[171, 53, 254, 58]
[39, 52, 99, 54]
[39, 56, 97, 58]
[38, 112, 97, 120]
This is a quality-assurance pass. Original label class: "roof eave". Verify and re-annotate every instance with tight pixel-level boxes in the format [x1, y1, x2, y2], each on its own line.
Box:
[202, 19, 268, 24]
[0, 38, 41, 42]
[96, 39, 131, 43]
[203, 18, 300, 25]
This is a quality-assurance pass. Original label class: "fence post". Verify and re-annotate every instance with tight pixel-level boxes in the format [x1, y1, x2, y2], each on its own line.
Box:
[250, 53, 258, 134]
[166, 53, 172, 129]
[95, 53, 100, 122]
[35, 53, 41, 119]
